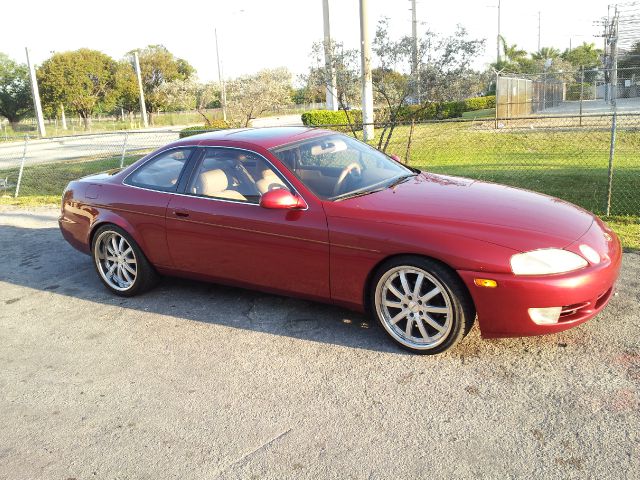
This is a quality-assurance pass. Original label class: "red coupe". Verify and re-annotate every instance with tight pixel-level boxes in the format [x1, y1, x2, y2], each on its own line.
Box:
[59, 127, 622, 354]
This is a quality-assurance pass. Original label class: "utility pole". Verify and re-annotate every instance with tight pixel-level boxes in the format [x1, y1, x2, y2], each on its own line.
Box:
[25, 48, 46, 137]
[322, 0, 338, 111]
[215, 28, 228, 121]
[410, 0, 420, 102]
[610, 7, 619, 108]
[537, 11, 541, 52]
[359, 0, 374, 141]
[133, 52, 149, 128]
[60, 104, 67, 130]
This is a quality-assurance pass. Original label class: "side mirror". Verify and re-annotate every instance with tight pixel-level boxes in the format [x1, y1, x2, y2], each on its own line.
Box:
[260, 188, 307, 210]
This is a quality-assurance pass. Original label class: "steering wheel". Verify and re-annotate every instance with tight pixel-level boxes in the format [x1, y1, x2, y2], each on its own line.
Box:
[333, 163, 362, 196]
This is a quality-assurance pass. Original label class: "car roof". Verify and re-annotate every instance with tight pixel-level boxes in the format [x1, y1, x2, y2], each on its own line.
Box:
[180, 126, 335, 150]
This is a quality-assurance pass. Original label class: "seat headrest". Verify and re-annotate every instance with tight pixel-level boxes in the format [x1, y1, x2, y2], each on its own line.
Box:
[262, 168, 279, 179]
[198, 169, 228, 194]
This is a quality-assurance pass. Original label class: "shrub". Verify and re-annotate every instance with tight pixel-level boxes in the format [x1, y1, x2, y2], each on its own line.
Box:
[463, 95, 496, 111]
[565, 83, 595, 101]
[179, 120, 229, 138]
[301, 96, 495, 127]
[437, 101, 466, 119]
[389, 104, 438, 122]
[301, 110, 363, 130]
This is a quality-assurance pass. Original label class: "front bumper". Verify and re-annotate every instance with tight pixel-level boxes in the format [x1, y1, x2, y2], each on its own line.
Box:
[457, 220, 622, 338]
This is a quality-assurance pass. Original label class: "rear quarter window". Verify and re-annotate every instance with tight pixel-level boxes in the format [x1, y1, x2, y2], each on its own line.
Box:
[126, 148, 192, 191]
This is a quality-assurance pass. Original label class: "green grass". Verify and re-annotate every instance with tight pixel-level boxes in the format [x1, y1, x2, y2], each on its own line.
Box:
[461, 108, 495, 119]
[0, 111, 217, 141]
[1, 120, 638, 250]
[0, 154, 144, 198]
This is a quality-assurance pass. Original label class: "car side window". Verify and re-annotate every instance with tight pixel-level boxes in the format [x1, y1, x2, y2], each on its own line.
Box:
[127, 148, 192, 192]
[187, 148, 289, 204]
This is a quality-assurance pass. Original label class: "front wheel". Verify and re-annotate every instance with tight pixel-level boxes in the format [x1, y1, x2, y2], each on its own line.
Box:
[91, 225, 158, 297]
[370, 256, 475, 354]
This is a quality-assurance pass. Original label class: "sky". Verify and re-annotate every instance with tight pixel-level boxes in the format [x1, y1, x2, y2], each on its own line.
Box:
[0, 0, 609, 84]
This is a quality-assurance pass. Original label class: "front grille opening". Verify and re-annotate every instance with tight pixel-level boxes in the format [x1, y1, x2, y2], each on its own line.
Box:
[595, 288, 613, 309]
[558, 288, 612, 322]
[560, 301, 591, 318]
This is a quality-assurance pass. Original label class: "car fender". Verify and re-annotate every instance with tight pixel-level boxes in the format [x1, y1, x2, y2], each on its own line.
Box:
[88, 207, 150, 256]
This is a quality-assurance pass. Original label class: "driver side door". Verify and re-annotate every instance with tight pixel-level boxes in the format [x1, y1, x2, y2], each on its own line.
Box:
[165, 146, 330, 301]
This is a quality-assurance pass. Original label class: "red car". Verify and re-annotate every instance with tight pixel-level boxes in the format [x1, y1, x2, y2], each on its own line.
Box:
[59, 127, 622, 354]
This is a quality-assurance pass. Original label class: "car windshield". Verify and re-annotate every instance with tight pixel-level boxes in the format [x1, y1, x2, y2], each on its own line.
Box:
[271, 134, 415, 200]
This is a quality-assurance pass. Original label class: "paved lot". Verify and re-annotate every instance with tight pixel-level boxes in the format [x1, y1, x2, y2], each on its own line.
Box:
[542, 97, 640, 115]
[1, 206, 639, 479]
[250, 114, 303, 128]
[0, 129, 181, 169]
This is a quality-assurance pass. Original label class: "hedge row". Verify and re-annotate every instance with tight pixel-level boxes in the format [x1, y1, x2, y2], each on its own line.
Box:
[391, 95, 496, 122]
[301, 109, 363, 130]
[179, 120, 229, 138]
[301, 96, 495, 126]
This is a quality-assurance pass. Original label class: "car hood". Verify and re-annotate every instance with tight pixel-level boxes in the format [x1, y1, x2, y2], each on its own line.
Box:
[325, 173, 595, 252]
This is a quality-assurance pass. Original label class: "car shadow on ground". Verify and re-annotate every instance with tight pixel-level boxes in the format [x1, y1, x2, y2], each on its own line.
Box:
[0, 221, 599, 357]
[0, 223, 416, 354]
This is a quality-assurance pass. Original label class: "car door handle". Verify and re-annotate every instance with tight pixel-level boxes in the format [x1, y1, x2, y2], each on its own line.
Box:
[173, 210, 190, 218]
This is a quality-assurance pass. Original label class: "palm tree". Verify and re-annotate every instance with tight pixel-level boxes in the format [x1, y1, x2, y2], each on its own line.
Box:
[532, 47, 561, 60]
[499, 36, 528, 63]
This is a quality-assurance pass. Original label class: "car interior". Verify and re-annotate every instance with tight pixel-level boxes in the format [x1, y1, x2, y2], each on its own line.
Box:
[127, 149, 191, 190]
[274, 136, 404, 199]
[189, 150, 289, 203]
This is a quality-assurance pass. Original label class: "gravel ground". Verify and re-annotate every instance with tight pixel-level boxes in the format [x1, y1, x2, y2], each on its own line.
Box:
[1, 206, 639, 479]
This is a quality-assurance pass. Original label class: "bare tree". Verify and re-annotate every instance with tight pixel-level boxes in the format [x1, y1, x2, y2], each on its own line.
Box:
[302, 41, 361, 137]
[226, 68, 292, 127]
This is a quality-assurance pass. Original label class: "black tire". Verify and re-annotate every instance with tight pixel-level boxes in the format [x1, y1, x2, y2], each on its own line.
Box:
[91, 224, 159, 297]
[368, 255, 475, 355]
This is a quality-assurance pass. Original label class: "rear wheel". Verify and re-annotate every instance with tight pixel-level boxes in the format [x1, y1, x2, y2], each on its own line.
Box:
[370, 256, 474, 354]
[91, 225, 158, 297]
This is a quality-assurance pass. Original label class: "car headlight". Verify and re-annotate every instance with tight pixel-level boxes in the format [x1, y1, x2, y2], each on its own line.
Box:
[510, 249, 588, 275]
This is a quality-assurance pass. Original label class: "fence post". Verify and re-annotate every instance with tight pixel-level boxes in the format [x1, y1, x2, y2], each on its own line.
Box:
[579, 67, 584, 127]
[119, 132, 129, 169]
[14, 136, 28, 198]
[494, 71, 499, 129]
[404, 120, 415, 164]
[606, 112, 617, 216]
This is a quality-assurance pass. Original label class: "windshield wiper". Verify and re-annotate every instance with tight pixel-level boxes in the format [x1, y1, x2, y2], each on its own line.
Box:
[333, 187, 386, 201]
[386, 173, 417, 189]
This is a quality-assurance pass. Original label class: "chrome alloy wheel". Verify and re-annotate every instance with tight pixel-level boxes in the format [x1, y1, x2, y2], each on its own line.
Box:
[375, 266, 454, 350]
[94, 230, 138, 292]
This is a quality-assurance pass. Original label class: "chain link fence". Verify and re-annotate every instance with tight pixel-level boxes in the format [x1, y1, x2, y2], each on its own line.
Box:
[0, 131, 179, 199]
[1, 114, 639, 217]
[496, 67, 640, 118]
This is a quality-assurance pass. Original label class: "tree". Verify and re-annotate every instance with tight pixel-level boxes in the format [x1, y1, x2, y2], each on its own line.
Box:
[38, 49, 118, 129]
[131, 45, 196, 123]
[193, 82, 221, 126]
[619, 40, 640, 68]
[226, 68, 292, 127]
[500, 37, 528, 64]
[291, 84, 324, 104]
[0, 53, 32, 126]
[418, 26, 486, 103]
[562, 42, 603, 70]
[113, 60, 139, 120]
[155, 78, 197, 112]
[370, 17, 419, 149]
[303, 41, 361, 111]
[532, 47, 561, 61]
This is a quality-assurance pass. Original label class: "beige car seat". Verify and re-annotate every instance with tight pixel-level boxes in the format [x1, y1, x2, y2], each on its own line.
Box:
[195, 169, 246, 201]
[256, 168, 287, 194]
